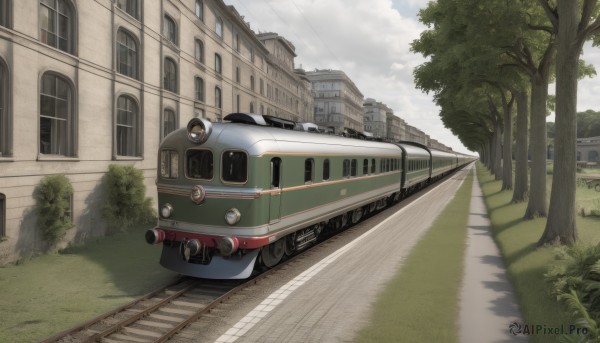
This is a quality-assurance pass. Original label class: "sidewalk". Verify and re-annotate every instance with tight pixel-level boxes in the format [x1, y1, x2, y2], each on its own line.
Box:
[459, 171, 526, 342]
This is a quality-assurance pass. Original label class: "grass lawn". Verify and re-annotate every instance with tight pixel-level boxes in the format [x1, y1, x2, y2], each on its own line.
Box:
[0, 228, 179, 343]
[477, 163, 600, 343]
[355, 170, 473, 343]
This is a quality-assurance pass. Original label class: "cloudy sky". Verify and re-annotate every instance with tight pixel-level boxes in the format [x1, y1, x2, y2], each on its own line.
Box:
[223, 0, 600, 154]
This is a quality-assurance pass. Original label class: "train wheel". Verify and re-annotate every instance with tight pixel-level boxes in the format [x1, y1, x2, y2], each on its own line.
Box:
[260, 239, 285, 268]
[351, 208, 363, 224]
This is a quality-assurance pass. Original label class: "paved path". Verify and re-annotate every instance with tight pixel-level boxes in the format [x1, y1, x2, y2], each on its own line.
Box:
[459, 171, 526, 343]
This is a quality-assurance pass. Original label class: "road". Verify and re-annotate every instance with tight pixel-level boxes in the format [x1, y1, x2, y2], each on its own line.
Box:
[171, 166, 472, 343]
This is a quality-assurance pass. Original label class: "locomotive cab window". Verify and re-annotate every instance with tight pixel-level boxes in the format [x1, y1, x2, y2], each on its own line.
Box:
[160, 150, 179, 179]
[222, 150, 247, 183]
[187, 149, 213, 179]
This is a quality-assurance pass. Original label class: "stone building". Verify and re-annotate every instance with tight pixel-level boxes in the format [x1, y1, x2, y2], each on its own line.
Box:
[0, 0, 312, 264]
[577, 136, 600, 164]
[386, 112, 405, 142]
[363, 98, 389, 139]
[307, 69, 364, 134]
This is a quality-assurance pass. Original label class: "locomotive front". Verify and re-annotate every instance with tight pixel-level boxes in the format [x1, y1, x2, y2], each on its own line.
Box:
[146, 117, 273, 279]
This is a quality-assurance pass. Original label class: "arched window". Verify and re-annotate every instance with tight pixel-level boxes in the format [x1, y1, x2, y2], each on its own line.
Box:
[163, 58, 177, 93]
[216, 17, 223, 38]
[39, 0, 75, 54]
[214, 53, 221, 74]
[194, 39, 204, 63]
[162, 109, 177, 139]
[116, 29, 138, 79]
[195, 0, 203, 20]
[116, 95, 139, 157]
[215, 86, 221, 109]
[116, 0, 139, 20]
[40, 72, 75, 156]
[163, 14, 177, 45]
[0, 58, 9, 157]
[195, 77, 204, 102]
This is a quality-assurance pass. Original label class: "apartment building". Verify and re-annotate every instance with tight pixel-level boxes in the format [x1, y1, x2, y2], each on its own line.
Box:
[0, 0, 311, 263]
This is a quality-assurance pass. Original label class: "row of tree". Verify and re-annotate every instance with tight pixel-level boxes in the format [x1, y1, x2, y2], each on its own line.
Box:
[412, 0, 600, 246]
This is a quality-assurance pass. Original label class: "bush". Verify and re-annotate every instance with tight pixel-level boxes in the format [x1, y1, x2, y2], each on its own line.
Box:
[103, 164, 156, 230]
[545, 244, 600, 341]
[35, 174, 74, 245]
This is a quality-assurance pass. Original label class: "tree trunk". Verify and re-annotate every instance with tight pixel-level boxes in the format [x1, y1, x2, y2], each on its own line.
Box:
[524, 74, 548, 219]
[502, 96, 514, 190]
[538, 2, 580, 245]
[512, 90, 529, 202]
[493, 118, 503, 180]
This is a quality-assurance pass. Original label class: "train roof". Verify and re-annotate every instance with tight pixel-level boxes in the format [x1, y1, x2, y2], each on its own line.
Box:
[395, 143, 431, 158]
[161, 119, 402, 157]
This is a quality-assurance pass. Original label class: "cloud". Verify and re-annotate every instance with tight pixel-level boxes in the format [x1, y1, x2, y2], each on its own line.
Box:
[225, 0, 473, 153]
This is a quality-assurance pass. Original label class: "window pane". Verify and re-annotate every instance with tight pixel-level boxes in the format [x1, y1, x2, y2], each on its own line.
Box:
[163, 110, 176, 138]
[304, 159, 313, 183]
[323, 159, 330, 180]
[187, 149, 213, 179]
[222, 151, 247, 183]
[116, 96, 137, 156]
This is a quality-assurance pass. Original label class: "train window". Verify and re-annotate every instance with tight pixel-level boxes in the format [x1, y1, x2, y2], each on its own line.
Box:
[363, 159, 368, 175]
[323, 159, 330, 181]
[304, 158, 314, 183]
[380, 159, 384, 173]
[186, 149, 212, 179]
[222, 150, 247, 183]
[371, 158, 376, 174]
[160, 149, 179, 179]
[270, 158, 281, 188]
[351, 159, 357, 177]
[343, 159, 350, 178]
[386, 159, 390, 172]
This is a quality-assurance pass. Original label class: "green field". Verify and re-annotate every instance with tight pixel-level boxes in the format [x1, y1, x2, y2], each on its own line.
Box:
[0, 229, 178, 343]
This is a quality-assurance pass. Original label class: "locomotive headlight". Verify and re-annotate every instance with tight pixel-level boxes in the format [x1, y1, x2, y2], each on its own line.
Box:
[225, 208, 241, 225]
[161, 203, 174, 218]
[187, 118, 212, 144]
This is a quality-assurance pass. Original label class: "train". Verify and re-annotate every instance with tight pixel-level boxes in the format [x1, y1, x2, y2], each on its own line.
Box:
[145, 112, 475, 279]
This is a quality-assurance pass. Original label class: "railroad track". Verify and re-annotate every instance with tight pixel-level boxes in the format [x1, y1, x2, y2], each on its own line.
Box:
[41, 277, 251, 343]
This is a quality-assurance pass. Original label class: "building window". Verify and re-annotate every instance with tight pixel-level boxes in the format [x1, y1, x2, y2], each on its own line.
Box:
[116, 95, 139, 157]
[195, 77, 204, 102]
[250, 47, 254, 62]
[260, 79, 264, 95]
[215, 87, 221, 109]
[194, 39, 204, 63]
[40, 73, 75, 156]
[39, 0, 75, 54]
[195, 0, 203, 21]
[0, 0, 10, 27]
[163, 109, 177, 139]
[116, 0, 139, 19]
[0, 193, 4, 238]
[235, 66, 240, 83]
[0, 59, 9, 157]
[234, 33, 239, 51]
[236, 94, 240, 112]
[215, 53, 222, 74]
[163, 14, 177, 45]
[116, 29, 138, 79]
[249, 102, 254, 113]
[163, 58, 177, 93]
[250, 76, 255, 91]
[216, 17, 223, 38]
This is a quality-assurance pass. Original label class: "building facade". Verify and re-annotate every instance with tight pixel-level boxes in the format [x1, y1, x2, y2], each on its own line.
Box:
[307, 69, 364, 134]
[0, 0, 312, 264]
[577, 136, 600, 163]
[363, 98, 388, 139]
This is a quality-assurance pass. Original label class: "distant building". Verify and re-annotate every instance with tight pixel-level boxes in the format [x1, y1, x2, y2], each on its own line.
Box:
[577, 136, 600, 163]
[307, 69, 364, 134]
[386, 112, 406, 142]
[363, 98, 389, 139]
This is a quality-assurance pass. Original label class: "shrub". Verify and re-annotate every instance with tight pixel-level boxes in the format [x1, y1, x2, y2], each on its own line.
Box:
[103, 164, 156, 230]
[545, 244, 600, 341]
[34, 174, 74, 245]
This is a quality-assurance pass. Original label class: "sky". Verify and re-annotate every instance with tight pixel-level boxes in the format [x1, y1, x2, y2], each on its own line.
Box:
[223, 0, 600, 155]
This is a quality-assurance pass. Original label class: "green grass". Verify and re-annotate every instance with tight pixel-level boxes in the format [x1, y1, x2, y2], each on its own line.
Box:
[0, 229, 179, 343]
[477, 162, 600, 343]
[355, 172, 473, 343]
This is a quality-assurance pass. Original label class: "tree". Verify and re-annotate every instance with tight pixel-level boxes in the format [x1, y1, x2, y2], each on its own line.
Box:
[537, 0, 600, 245]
